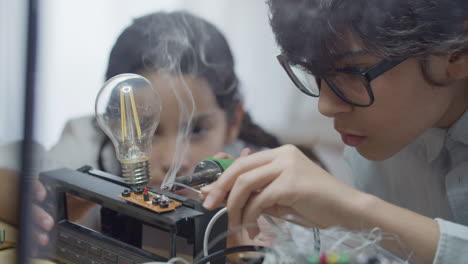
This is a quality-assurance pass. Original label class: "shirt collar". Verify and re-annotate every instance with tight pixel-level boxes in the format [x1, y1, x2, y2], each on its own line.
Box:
[418, 128, 447, 163]
[421, 110, 468, 163]
[447, 110, 468, 145]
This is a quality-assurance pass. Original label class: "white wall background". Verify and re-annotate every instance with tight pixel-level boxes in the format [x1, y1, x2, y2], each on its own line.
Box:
[0, 0, 28, 145]
[34, 0, 342, 152]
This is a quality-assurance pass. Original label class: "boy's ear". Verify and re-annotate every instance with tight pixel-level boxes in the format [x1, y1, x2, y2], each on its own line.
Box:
[225, 103, 245, 145]
[447, 51, 468, 80]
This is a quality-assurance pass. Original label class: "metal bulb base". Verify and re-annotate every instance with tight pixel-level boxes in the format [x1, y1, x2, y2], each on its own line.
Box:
[121, 160, 150, 187]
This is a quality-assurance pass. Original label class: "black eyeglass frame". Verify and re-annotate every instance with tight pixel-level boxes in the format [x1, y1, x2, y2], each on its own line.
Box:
[277, 54, 406, 107]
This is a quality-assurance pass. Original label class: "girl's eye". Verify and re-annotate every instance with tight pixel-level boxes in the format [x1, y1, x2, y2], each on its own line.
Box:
[187, 122, 211, 142]
[178, 123, 209, 135]
[191, 124, 208, 135]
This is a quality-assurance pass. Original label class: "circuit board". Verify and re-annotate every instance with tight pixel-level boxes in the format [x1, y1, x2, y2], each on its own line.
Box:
[118, 191, 182, 214]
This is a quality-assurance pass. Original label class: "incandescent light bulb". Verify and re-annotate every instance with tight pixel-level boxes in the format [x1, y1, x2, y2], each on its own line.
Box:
[95, 73, 161, 187]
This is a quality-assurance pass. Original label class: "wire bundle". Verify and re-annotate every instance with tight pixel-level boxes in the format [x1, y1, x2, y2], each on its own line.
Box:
[144, 207, 408, 264]
[262, 226, 409, 264]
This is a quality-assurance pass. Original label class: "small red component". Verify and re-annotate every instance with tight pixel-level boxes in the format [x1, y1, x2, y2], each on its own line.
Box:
[143, 187, 148, 195]
[319, 253, 327, 264]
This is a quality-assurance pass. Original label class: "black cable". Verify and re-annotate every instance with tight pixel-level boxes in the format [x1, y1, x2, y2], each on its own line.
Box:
[17, 0, 38, 263]
[194, 246, 267, 264]
[313, 228, 321, 253]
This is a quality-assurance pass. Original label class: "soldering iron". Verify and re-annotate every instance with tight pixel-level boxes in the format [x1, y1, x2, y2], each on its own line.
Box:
[171, 158, 234, 191]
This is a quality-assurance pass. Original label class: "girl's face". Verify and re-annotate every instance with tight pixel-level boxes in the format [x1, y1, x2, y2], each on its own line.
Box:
[318, 47, 468, 160]
[141, 73, 242, 189]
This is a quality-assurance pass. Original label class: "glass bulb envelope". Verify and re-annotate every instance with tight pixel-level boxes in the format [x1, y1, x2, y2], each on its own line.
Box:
[95, 73, 161, 187]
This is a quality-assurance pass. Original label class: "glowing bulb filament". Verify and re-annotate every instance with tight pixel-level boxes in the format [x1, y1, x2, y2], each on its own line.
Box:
[119, 86, 142, 142]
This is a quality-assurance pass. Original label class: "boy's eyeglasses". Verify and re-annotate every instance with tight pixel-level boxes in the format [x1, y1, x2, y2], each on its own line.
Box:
[276, 55, 405, 107]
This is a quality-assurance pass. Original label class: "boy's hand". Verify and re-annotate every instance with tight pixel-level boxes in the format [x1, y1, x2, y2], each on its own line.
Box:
[201, 145, 360, 239]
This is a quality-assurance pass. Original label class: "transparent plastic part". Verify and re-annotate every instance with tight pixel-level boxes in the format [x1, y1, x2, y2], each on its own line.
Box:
[95, 73, 161, 187]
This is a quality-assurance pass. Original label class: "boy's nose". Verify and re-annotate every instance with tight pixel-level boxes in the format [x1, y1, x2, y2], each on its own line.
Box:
[318, 80, 352, 117]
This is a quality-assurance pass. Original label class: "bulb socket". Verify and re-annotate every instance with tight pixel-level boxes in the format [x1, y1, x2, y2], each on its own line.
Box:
[121, 160, 150, 187]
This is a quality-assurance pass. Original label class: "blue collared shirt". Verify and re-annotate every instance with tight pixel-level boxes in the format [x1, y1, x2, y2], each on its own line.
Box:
[345, 110, 468, 263]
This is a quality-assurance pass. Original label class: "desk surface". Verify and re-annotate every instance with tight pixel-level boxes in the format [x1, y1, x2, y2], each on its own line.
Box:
[0, 221, 55, 264]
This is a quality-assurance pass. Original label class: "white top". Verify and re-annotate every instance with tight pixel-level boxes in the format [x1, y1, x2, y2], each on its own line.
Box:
[345, 110, 468, 264]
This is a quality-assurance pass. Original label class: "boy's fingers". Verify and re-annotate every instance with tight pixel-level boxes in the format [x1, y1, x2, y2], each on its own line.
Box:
[200, 183, 213, 194]
[240, 148, 251, 157]
[203, 149, 279, 210]
[242, 183, 284, 239]
[203, 160, 265, 209]
[227, 164, 279, 232]
[203, 148, 251, 196]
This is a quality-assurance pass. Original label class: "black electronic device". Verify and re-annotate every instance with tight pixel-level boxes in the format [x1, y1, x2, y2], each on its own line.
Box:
[39, 167, 227, 264]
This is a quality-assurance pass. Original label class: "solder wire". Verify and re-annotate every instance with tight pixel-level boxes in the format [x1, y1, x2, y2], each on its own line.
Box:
[172, 182, 202, 194]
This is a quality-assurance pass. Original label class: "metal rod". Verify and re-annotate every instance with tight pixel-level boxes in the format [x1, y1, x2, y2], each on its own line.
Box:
[171, 169, 220, 191]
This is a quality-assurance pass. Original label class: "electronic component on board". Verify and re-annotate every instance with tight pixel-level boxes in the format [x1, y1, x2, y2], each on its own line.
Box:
[118, 188, 182, 214]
